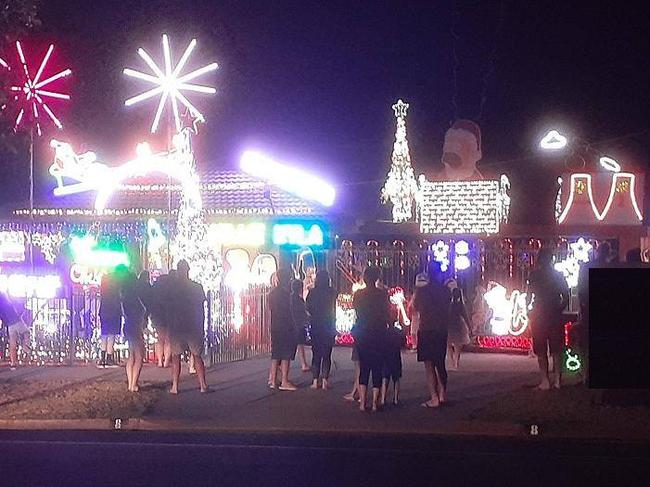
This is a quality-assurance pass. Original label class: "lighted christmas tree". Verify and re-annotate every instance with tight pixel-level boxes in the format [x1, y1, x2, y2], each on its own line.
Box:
[381, 99, 419, 222]
[171, 129, 222, 292]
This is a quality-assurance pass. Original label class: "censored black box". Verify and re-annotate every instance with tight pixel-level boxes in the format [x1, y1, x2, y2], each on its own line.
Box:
[589, 267, 650, 389]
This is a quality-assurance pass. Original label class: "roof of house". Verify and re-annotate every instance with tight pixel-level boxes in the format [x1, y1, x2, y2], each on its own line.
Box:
[8, 169, 325, 220]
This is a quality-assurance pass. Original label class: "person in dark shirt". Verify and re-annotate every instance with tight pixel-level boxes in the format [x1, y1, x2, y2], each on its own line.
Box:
[292, 279, 311, 373]
[381, 321, 406, 406]
[306, 270, 337, 390]
[268, 267, 298, 391]
[352, 266, 390, 412]
[122, 270, 145, 392]
[168, 260, 209, 394]
[0, 291, 30, 369]
[411, 268, 450, 408]
[527, 248, 569, 390]
[98, 267, 124, 368]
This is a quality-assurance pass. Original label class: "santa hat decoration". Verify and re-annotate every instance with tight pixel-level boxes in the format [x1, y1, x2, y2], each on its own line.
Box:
[450, 119, 482, 151]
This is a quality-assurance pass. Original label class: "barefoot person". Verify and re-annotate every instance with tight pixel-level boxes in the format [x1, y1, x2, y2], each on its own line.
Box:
[168, 260, 209, 394]
[411, 268, 450, 409]
[122, 270, 146, 392]
[527, 248, 569, 390]
[291, 279, 311, 373]
[447, 288, 471, 370]
[268, 268, 298, 391]
[0, 291, 30, 369]
[151, 272, 173, 368]
[306, 270, 337, 390]
[352, 267, 389, 412]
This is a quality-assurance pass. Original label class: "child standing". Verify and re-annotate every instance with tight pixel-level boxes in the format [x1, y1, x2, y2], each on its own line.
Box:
[380, 322, 406, 406]
[448, 287, 471, 370]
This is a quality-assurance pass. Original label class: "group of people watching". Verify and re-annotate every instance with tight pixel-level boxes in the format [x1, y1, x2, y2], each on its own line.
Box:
[98, 259, 209, 394]
[267, 263, 467, 412]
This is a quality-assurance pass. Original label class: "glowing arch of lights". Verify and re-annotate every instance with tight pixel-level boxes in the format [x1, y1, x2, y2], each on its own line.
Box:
[558, 173, 643, 224]
[94, 154, 200, 213]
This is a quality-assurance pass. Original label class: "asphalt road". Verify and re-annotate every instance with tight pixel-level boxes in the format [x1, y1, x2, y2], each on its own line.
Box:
[2, 430, 649, 486]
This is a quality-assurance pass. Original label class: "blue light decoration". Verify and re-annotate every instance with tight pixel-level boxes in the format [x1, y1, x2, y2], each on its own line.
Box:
[432, 240, 450, 272]
[271, 222, 328, 248]
[454, 239, 471, 271]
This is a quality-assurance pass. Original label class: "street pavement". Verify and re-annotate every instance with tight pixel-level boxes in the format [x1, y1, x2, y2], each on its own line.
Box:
[3, 350, 650, 486]
[1, 348, 540, 434]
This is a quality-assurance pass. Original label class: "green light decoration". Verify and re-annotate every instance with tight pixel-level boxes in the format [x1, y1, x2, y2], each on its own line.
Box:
[565, 348, 582, 372]
[69, 234, 129, 268]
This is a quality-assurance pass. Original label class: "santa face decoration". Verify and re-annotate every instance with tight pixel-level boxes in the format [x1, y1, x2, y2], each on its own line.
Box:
[442, 120, 482, 181]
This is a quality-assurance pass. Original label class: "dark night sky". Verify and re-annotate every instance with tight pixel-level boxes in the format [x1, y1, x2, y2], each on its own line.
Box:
[1, 0, 649, 223]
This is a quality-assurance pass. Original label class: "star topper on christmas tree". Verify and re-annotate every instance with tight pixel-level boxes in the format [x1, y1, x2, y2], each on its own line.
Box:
[381, 98, 419, 223]
[392, 99, 409, 119]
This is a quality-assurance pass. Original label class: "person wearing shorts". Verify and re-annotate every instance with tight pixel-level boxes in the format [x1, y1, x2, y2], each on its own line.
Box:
[121, 270, 146, 392]
[527, 248, 569, 390]
[99, 268, 123, 368]
[381, 323, 405, 406]
[411, 268, 450, 409]
[168, 260, 209, 394]
[1, 291, 30, 369]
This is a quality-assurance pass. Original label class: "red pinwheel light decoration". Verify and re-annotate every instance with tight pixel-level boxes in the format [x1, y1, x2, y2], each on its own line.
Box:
[5, 41, 71, 136]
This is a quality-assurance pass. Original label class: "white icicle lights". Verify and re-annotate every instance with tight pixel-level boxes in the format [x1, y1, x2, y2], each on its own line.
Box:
[381, 99, 419, 223]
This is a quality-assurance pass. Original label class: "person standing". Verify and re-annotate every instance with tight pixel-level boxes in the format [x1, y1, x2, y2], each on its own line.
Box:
[122, 270, 146, 392]
[527, 248, 570, 390]
[447, 287, 471, 370]
[291, 279, 311, 373]
[168, 260, 209, 394]
[380, 320, 406, 406]
[306, 270, 337, 390]
[0, 291, 30, 369]
[352, 267, 390, 412]
[150, 272, 172, 368]
[268, 268, 298, 391]
[98, 267, 124, 368]
[411, 268, 450, 408]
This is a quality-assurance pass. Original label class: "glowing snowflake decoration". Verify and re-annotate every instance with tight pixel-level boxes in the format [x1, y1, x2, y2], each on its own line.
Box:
[9, 41, 71, 136]
[570, 237, 592, 263]
[432, 240, 450, 272]
[123, 34, 219, 133]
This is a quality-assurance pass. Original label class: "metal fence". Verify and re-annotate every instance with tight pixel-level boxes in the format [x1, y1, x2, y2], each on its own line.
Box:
[207, 284, 271, 365]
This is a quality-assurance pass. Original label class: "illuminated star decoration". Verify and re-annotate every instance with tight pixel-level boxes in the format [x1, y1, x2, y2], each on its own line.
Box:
[124, 34, 218, 134]
[9, 41, 71, 136]
[569, 237, 592, 263]
[179, 107, 203, 135]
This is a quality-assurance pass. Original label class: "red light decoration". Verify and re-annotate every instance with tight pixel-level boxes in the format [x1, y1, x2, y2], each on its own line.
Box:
[476, 335, 532, 350]
[558, 173, 643, 225]
[336, 332, 354, 346]
[6, 41, 71, 136]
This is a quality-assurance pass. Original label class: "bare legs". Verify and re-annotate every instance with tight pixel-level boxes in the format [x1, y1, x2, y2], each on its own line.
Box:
[169, 353, 208, 394]
[126, 343, 144, 392]
[423, 362, 440, 407]
[344, 361, 360, 401]
[268, 359, 279, 388]
[297, 344, 310, 372]
[170, 355, 181, 394]
[193, 354, 208, 392]
[359, 384, 380, 411]
[448, 344, 462, 369]
[537, 349, 562, 390]
[155, 328, 171, 367]
[9, 330, 30, 367]
[279, 359, 297, 391]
